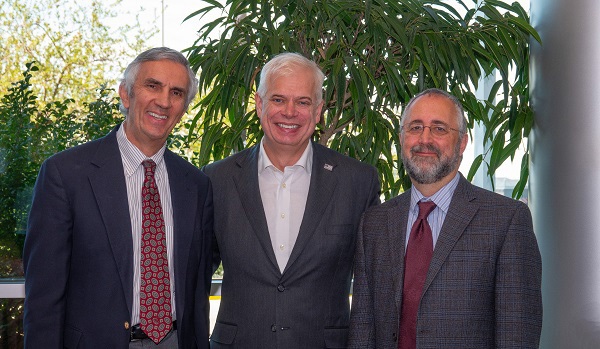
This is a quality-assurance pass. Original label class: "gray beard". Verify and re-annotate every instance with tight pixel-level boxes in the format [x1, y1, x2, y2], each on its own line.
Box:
[402, 142, 462, 185]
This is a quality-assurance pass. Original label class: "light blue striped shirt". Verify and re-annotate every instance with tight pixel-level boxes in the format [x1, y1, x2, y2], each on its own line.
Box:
[405, 173, 460, 250]
[116, 124, 176, 324]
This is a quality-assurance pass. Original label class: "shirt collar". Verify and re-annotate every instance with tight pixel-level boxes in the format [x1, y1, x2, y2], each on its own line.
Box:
[117, 123, 166, 177]
[258, 138, 313, 175]
[410, 172, 460, 214]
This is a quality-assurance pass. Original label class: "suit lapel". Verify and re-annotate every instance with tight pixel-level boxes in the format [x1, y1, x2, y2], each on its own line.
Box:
[390, 193, 411, 311]
[87, 128, 134, 315]
[284, 144, 337, 274]
[423, 176, 478, 294]
[165, 150, 196, 318]
[232, 146, 280, 272]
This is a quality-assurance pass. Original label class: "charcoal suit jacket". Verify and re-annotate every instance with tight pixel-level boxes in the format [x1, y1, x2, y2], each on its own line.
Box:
[348, 174, 542, 349]
[23, 125, 213, 349]
[203, 142, 380, 349]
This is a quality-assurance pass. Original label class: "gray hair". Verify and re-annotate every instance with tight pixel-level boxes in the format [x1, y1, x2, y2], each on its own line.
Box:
[119, 47, 199, 116]
[256, 52, 325, 105]
[401, 88, 467, 135]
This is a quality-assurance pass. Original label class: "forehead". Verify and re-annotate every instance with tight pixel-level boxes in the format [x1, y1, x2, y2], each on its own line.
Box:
[405, 94, 458, 125]
[136, 60, 189, 87]
[268, 66, 315, 98]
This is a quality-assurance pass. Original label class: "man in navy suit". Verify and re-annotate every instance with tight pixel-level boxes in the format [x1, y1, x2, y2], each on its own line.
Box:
[23, 47, 213, 348]
[348, 88, 542, 349]
[203, 52, 380, 348]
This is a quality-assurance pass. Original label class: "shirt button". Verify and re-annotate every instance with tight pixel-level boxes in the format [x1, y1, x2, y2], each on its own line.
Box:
[280, 213, 285, 218]
[279, 244, 285, 251]
[282, 183, 287, 188]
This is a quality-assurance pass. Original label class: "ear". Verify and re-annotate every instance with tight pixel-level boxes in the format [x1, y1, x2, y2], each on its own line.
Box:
[459, 132, 468, 154]
[255, 93, 264, 119]
[119, 84, 130, 109]
[314, 100, 323, 124]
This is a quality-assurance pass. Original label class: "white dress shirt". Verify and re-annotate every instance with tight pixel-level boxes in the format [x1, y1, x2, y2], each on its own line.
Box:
[258, 139, 312, 272]
[116, 124, 176, 324]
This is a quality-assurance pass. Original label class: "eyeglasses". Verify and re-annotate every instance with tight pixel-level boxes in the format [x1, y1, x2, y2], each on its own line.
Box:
[401, 122, 460, 137]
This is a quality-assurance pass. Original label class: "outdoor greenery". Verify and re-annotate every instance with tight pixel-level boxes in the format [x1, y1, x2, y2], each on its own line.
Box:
[0, 63, 122, 278]
[185, 0, 539, 200]
[0, 0, 155, 106]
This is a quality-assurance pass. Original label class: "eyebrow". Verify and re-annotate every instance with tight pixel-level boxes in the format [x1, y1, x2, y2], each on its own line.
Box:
[143, 78, 187, 95]
[144, 77, 163, 86]
[270, 94, 313, 102]
[408, 120, 449, 125]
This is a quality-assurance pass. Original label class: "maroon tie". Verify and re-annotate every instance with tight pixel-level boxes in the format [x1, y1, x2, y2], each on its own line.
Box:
[140, 159, 172, 343]
[399, 200, 436, 349]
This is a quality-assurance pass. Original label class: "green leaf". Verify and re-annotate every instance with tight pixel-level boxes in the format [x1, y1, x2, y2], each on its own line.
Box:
[511, 152, 529, 199]
[467, 154, 484, 182]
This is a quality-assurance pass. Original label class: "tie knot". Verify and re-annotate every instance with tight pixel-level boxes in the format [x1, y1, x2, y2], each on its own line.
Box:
[143, 159, 156, 176]
[417, 200, 436, 220]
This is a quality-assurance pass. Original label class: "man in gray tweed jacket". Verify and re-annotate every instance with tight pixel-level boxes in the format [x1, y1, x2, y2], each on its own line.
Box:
[348, 88, 542, 349]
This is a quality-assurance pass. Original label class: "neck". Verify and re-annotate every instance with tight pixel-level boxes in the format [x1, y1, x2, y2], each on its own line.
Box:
[122, 122, 162, 157]
[411, 170, 459, 197]
[262, 141, 309, 172]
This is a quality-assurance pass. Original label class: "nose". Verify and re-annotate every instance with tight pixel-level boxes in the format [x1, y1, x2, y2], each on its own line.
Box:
[155, 90, 172, 109]
[282, 100, 297, 117]
[418, 126, 434, 143]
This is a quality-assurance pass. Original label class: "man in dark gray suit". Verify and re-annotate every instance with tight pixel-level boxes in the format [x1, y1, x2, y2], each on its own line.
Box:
[348, 88, 542, 349]
[203, 52, 380, 348]
[23, 47, 213, 348]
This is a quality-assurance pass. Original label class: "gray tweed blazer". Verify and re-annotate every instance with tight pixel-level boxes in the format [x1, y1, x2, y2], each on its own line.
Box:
[348, 174, 542, 349]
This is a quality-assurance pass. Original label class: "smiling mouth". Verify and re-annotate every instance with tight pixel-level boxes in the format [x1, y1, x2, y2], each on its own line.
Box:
[149, 111, 167, 120]
[277, 123, 299, 129]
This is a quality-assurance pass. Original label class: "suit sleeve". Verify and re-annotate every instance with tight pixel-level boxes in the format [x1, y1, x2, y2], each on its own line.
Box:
[348, 214, 376, 349]
[194, 177, 214, 346]
[211, 225, 221, 276]
[200, 165, 221, 275]
[495, 202, 543, 348]
[23, 159, 72, 348]
[367, 166, 381, 208]
[348, 165, 380, 348]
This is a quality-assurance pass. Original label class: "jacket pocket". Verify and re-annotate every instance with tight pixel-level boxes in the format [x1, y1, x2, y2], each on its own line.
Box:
[210, 321, 238, 345]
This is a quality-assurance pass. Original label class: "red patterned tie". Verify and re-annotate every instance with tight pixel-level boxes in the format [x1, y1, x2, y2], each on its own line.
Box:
[399, 200, 436, 349]
[140, 159, 172, 343]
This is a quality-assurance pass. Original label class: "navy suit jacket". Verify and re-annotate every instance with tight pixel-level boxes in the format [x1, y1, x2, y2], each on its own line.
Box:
[348, 175, 542, 349]
[23, 126, 213, 349]
[203, 143, 380, 348]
